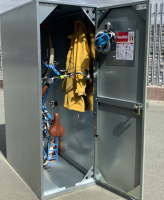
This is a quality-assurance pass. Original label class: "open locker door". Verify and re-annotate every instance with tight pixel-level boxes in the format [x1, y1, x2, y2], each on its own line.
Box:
[94, 1, 150, 200]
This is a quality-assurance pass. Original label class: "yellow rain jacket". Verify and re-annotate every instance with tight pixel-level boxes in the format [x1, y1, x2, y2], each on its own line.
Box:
[62, 21, 90, 112]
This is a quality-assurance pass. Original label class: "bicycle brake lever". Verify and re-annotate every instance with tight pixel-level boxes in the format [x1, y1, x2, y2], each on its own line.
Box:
[59, 69, 66, 75]
[81, 68, 91, 81]
[85, 73, 91, 81]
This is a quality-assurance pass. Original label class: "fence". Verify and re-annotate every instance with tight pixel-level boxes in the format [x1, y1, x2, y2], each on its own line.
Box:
[148, 3, 164, 85]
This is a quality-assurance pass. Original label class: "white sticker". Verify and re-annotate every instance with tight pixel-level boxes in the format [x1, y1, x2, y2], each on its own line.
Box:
[116, 32, 134, 61]
[136, 4, 147, 10]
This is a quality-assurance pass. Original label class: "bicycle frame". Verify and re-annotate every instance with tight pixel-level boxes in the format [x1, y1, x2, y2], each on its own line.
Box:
[42, 62, 61, 167]
[42, 61, 91, 166]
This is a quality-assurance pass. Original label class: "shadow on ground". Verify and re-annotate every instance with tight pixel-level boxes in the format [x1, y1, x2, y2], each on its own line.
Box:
[0, 124, 6, 158]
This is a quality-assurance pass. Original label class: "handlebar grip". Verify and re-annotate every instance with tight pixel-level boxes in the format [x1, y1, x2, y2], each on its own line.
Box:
[49, 48, 54, 65]
[42, 85, 49, 98]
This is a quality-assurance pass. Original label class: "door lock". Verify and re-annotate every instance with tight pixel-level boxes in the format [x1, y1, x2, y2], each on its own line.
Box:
[133, 104, 143, 115]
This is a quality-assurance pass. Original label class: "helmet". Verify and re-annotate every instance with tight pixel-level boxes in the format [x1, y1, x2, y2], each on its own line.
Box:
[94, 31, 111, 54]
[94, 22, 116, 54]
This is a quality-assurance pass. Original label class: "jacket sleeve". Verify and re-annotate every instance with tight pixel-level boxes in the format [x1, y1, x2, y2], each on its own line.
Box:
[61, 79, 66, 92]
[75, 23, 90, 97]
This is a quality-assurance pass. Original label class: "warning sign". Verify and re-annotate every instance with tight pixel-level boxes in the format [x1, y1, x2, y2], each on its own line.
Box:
[136, 4, 147, 10]
[116, 32, 134, 60]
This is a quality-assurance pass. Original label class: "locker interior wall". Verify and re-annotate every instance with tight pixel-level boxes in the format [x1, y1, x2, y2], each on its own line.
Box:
[41, 5, 95, 174]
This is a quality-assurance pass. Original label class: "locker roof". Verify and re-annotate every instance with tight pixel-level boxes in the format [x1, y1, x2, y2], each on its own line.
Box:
[38, 0, 100, 7]
[0, 0, 100, 16]
[0, 0, 148, 16]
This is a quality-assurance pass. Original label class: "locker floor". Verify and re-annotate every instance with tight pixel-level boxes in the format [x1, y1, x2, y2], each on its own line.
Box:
[43, 156, 84, 190]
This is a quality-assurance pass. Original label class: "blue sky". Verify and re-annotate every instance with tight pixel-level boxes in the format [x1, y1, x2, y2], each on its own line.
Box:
[0, 0, 163, 14]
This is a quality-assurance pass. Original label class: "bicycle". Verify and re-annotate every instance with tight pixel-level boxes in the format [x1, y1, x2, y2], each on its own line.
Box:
[41, 59, 91, 166]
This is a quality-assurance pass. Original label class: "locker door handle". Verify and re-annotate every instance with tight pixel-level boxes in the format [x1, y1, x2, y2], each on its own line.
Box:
[133, 104, 143, 115]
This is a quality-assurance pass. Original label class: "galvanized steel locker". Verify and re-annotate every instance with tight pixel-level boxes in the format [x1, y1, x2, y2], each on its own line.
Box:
[0, 0, 150, 200]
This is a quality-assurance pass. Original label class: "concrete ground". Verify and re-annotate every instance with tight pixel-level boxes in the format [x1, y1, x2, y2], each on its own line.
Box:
[0, 88, 164, 200]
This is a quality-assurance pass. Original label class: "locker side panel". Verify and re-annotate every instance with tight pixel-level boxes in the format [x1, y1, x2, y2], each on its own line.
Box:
[1, 2, 42, 198]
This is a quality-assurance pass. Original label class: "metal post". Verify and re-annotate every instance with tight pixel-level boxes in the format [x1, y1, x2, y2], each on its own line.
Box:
[148, 4, 152, 85]
[157, 3, 163, 85]
[162, 4, 164, 85]
[152, 3, 157, 85]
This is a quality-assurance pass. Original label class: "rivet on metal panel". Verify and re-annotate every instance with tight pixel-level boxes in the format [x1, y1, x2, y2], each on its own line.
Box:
[81, 7, 95, 25]
[81, 166, 94, 182]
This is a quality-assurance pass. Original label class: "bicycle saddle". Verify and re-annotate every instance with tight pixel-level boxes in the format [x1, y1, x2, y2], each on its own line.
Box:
[49, 113, 65, 137]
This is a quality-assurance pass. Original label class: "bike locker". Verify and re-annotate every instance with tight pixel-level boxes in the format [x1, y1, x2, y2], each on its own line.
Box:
[0, 0, 150, 200]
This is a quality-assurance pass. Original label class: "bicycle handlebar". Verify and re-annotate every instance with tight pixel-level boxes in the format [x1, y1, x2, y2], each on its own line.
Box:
[42, 60, 61, 76]
[42, 61, 92, 127]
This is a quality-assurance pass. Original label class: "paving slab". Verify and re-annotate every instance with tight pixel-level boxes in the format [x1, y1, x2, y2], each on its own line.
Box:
[0, 89, 125, 200]
[144, 100, 164, 200]
[0, 89, 164, 200]
[0, 152, 38, 200]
